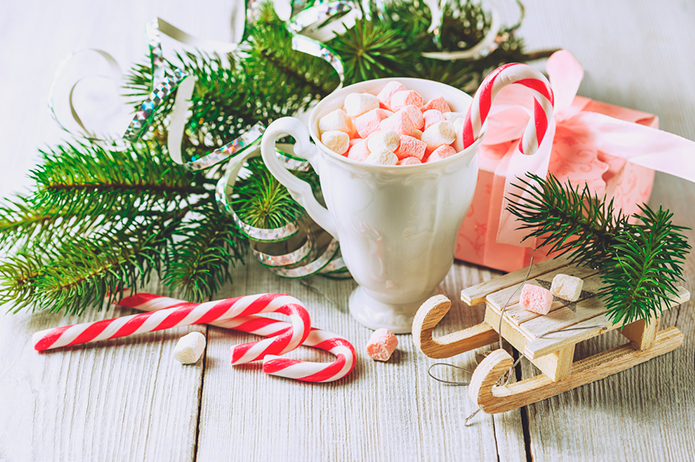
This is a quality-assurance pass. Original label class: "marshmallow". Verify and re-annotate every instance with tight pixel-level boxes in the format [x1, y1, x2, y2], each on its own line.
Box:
[422, 96, 451, 114]
[426, 145, 457, 162]
[376, 81, 407, 110]
[394, 135, 426, 160]
[344, 92, 379, 117]
[389, 90, 423, 112]
[318, 109, 354, 136]
[444, 111, 467, 122]
[421, 121, 456, 151]
[397, 157, 422, 165]
[365, 328, 398, 361]
[349, 136, 362, 147]
[321, 130, 350, 155]
[355, 108, 393, 138]
[550, 274, 584, 302]
[380, 111, 421, 138]
[368, 130, 400, 154]
[423, 109, 446, 129]
[365, 150, 398, 165]
[400, 105, 424, 130]
[348, 139, 370, 161]
[173, 332, 206, 364]
[520, 284, 554, 315]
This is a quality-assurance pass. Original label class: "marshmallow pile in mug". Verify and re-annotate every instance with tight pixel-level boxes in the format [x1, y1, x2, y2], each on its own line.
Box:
[317, 81, 466, 166]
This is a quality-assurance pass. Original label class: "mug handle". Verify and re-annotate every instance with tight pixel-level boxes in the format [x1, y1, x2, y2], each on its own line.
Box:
[261, 117, 339, 239]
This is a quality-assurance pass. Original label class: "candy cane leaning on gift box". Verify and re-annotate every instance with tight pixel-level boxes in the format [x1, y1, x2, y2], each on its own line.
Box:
[130, 296, 357, 383]
[33, 293, 310, 365]
[460, 63, 554, 155]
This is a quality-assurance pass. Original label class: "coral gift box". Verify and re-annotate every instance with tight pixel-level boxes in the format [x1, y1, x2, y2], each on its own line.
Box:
[456, 50, 660, 272]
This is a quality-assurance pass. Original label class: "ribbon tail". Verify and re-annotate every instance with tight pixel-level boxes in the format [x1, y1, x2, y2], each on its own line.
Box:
[497, 120, 557, 245]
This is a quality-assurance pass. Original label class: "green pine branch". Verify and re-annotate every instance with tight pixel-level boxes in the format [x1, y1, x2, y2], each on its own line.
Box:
[507, 173, 690, 327]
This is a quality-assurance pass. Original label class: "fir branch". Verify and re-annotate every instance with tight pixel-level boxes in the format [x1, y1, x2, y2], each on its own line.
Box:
[164, 204, 245, 301]
[507, 173, 690, 327]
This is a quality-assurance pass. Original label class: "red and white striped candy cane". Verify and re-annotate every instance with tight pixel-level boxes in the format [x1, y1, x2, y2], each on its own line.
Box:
[129, 297, 357, 383]
[461, 62, 554, 155]
[33, 293, 310, 365]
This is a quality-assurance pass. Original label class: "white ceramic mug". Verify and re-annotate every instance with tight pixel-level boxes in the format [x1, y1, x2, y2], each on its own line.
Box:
[261, 78, 485, 333]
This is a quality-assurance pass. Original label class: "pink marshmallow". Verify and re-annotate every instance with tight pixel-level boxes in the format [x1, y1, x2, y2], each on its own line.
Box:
[380, 111, 421, 138]
[349, 136, 362, 147]
[421, 96, 451, 114]
[389, 90, 423, 112]
[376, 81, 407, 110]
[355, 109, 393, 139]
[400, 105, 424, 130]
[397, 157, 422, 165]
[520, 284, 554, 315]
[365, 328, 398, 361]
[426, 145, 457, 162]
[423, 109, 446, 129]
[394, 135, 426, 160]
[348, 139, 370, 161]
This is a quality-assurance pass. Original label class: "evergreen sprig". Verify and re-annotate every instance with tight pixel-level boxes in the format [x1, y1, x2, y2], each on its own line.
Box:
[507, 173, 690, 327]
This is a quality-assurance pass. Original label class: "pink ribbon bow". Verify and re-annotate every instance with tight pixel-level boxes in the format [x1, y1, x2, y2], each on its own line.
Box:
[483, 50, 695, 245]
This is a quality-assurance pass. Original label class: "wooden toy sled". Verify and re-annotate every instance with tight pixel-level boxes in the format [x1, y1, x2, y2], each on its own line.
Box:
[412, 257, 690, 414]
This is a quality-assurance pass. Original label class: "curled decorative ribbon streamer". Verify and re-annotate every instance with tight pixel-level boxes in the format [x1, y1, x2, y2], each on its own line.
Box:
[423, 0, 525, 61]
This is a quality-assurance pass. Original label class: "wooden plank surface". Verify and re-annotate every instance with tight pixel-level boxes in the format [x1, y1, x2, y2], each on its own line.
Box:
[0, 0, 694, 461]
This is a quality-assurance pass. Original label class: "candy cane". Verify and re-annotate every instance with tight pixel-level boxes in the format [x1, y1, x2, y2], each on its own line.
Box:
[33, 293, 310, 365]
[461, 63, 554, 155]
[129, 296, 357, 383]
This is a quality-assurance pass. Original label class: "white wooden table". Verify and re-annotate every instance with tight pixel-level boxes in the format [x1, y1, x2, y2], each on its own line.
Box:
[1, 1, 694, 460]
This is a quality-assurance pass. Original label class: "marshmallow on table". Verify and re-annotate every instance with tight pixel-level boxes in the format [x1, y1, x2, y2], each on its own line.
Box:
[322, 130, 350, 155]
[173, 332, 206, 364]
[318, 109, 354, 136]
[356, 108, 393, 138]
[520, 284, 554, 315]
[394, 135, 426, 160]
[421, 121, 456, 152]
[344, 93, 379, 117]
[427, 145, 457, 162]
[365, 150, 398, 165]
[550, 274, 584, 302]
[397, 157, 422, 165]
[423, 109, 446, 129]
[376, 81, 407, 110]
[422, 96, 451, 114]
[390, 90, 423, 112]
[366, 328, 398, 361]
[348, 139, 370, 161]
[367, 130, 400, 154]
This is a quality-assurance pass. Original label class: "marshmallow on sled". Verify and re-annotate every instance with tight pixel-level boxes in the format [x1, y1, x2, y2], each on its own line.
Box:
[322, 130, 350, 155]
[550, 274, 584, 302]
[173, 332, 206, 364]
[318, 109, 354, 136]
[344, 93, 379, 117]
[520, 284, 554, 315]
[365, 150, 398, 165]
[421, 121, 456, 152]
[366, 328, 398, 361]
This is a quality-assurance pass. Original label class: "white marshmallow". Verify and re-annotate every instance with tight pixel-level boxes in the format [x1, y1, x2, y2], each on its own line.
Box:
[365, 150, 398, 165]
[321, 130, 350, 155]
[444, 112, 467, 121]
[173, 332, 206, 364]
[367, 130, 400, 154]
[318, 109, 353, 135]
[550, 274, 584, 302]
[421, 121, 456, 151]
[344, 93, 379, 117]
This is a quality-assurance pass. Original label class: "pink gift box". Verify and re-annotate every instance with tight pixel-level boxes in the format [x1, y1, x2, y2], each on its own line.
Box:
[455, 51, 661, 272]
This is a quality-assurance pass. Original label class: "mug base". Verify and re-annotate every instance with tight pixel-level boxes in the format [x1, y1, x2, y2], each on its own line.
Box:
[349, 286, 440, 334]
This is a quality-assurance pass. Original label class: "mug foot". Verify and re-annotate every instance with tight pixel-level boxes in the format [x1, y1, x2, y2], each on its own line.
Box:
[349, 286, 439, 334]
